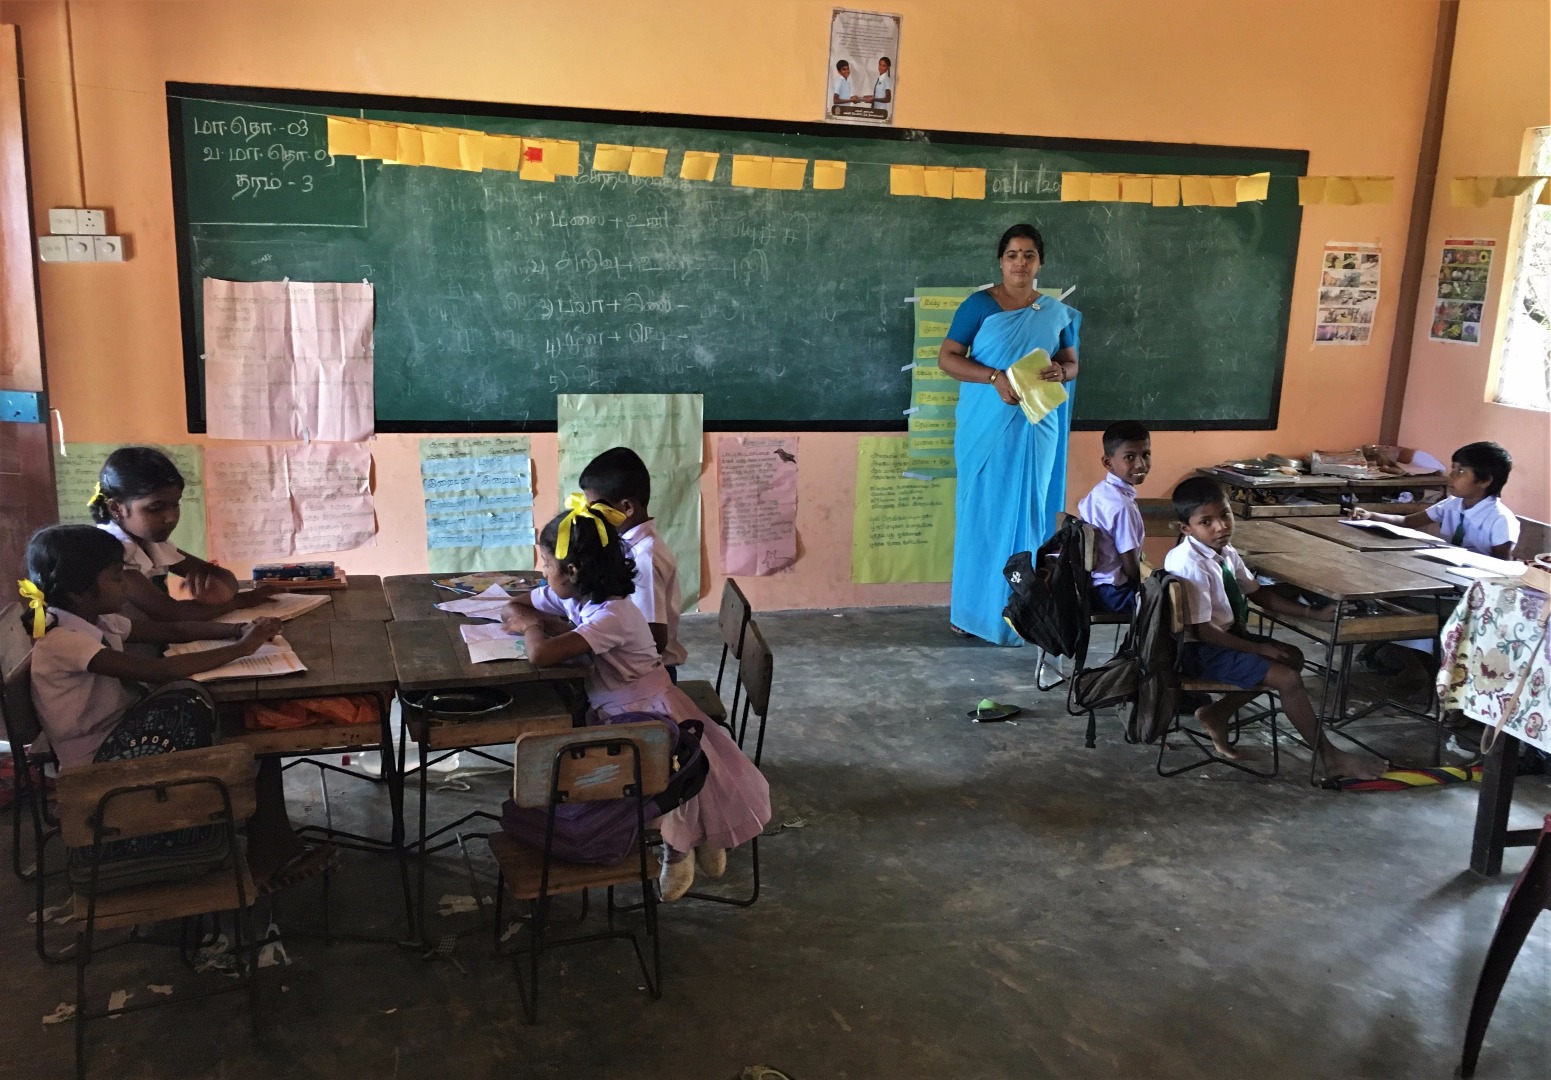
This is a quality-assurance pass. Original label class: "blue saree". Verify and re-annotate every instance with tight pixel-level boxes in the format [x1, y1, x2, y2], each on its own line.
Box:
[947, 291, 1081, 645]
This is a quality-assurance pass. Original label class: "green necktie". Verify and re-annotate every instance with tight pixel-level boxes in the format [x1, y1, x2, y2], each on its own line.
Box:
[1451, 517, 1466, 546]
[1221, 560, 1249, 629]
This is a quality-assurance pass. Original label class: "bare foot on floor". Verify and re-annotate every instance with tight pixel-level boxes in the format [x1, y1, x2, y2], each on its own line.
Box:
[1195, 708, 1240, 759]
[1323, 749, 1387, 780]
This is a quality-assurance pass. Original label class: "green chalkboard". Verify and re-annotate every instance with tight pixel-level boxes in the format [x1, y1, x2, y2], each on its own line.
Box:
[169, 83, 1307, 431]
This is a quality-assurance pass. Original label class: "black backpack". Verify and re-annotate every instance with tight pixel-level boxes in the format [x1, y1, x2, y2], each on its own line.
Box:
[1002, 517, 1091, 660]
[1071, 569, 1183, 744]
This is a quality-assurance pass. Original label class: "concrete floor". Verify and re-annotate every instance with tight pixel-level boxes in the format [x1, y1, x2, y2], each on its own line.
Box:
[1, 606, 1548, 1079]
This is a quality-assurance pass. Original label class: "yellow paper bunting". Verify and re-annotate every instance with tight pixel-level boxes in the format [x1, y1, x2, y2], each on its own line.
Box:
[952, 168, 986, 200]
[680, 151, 719, 181]
[813, 160, 847, 190]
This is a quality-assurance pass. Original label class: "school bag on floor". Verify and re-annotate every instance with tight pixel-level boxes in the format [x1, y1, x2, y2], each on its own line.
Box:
[1071, 569, 1182, 745]
[1002, 516, 1091, 660]
[498, 712, 709, 866]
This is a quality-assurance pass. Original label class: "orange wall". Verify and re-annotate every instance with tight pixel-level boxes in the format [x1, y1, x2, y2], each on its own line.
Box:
[1398, 0, 1550, 524]
[4, 0, 1440, 609]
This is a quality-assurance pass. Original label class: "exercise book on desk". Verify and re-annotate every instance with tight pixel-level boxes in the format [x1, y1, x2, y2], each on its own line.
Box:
[434, 584, 513, 621]
[164, 637, 307, 681]
[1339, 519, 1442, 544]
[460, 622, 527, 663]
[215, 592, 332, 624]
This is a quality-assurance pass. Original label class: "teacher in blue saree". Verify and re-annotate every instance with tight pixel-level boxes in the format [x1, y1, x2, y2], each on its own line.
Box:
[938, 224, 1080, 644]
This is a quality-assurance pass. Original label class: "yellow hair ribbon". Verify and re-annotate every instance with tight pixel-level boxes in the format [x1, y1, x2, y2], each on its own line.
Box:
[17, 580, 47, 639]
[554, 493, 627, 560]
[86, 481, 104, 509]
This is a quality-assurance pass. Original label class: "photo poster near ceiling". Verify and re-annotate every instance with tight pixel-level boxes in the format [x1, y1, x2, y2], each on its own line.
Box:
[825, 8, 900, 126]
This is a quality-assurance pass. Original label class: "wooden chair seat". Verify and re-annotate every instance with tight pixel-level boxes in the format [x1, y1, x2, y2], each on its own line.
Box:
[488, 832, 659, 901]
[1179, 678, 1274, 695]
[73, 860, 256, 932]
[678, 678, 727, 722]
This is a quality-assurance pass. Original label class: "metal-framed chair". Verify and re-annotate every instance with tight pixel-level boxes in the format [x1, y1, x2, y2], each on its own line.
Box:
[1460, 812, 1551, 1077]
[1155, 580, 1281, 778]
[680, 578, 752, 725]
[488, 721, 670, 1023]
[1, 604, 75, 963]
[686, 618, 772, 908]
[56, 743, 263, 1079]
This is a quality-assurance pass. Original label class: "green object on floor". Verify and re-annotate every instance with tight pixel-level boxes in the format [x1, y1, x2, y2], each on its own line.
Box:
[967, 698, 1021, 722]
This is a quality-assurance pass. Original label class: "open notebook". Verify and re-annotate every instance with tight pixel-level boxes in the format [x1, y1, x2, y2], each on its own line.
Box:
[214, 592, 332, 625]
[163, 636, 307, 681]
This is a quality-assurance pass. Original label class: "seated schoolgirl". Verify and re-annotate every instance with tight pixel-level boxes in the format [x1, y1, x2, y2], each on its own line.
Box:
[23, 525, 333, 892]
[500, 497, 771, 901]
[89, 446, 278, 620]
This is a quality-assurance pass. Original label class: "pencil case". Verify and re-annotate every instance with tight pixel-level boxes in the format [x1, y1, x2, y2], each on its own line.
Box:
[253, 561, 338, 581]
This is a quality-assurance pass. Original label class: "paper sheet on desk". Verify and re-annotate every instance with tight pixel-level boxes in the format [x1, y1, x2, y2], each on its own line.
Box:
[459, 624, 527, 663]
[215, 593, 331, 624]
[164, 637, 306, 681]
[1339, 519, 1442, 544]
[1413, 547, 1524, 577]
[435, 584, 512, 621]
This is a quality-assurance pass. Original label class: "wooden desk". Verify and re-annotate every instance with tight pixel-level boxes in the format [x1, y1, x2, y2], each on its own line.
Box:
[1246, 548, 1452, 602]
[240, 575, 392, 622]
[1229, 520, 1347, 556]
[1244, 546, 1456, 782]
[1359, 550, 1470, 591]
[383, 572, 540, 623]
[387, 618, 584, 692]
[210, 618, 400, 754]
[1284, 517, 1445, 552]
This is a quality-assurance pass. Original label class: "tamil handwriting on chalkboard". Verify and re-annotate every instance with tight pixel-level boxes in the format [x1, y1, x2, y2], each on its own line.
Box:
[170, 85, 1306, 431]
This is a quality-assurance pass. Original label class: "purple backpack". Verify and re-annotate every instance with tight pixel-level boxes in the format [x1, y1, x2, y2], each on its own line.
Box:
[498, 712, 708, 866]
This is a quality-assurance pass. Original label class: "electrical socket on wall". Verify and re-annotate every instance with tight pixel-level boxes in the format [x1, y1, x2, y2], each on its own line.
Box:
[39, 207, 127, 262]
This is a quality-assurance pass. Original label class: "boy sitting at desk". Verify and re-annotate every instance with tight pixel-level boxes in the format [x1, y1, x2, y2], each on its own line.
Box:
[1353, 441, 1518, 559]
[1078, 420, 1151, 612]
[1165, 477, 1385, 779]
[580, 447, 687, 682]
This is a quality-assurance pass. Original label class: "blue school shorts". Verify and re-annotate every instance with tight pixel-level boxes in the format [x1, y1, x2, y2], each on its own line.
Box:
[1179, 638, 1272, 689]
[1090, 581, 1139, 613]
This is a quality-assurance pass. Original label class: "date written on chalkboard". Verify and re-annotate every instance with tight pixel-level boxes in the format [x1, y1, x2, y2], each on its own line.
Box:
[182, 100, 364, 226]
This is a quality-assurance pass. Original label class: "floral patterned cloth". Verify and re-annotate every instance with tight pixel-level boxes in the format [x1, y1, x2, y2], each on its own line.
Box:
[1437, 580, 1551, 751]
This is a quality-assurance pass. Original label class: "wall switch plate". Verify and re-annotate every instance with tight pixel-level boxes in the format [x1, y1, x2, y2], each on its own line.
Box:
[65, 236, 95, 262]
[77, 209, 106, 235]
[37, 236, 69, 261]
[92, 235, 124, 261]
[47, 208, 79, 234]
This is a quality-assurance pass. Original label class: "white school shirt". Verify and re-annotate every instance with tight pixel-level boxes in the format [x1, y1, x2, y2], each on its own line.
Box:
[872, 72, 893, 108]
[29, 608, 139, 770]
[622, 521, 687, 667]
[1077, 473, 1144, 587]
[831, 74, 855, 105]
[527, 586, 665, 694]
[97, 521, 181, 583]
[1163, 535, 1258, 636]
[1425, 495, 1519, 555]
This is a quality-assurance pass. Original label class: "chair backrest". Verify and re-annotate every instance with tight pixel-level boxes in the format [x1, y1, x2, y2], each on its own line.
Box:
[1516, 516, 1550, 560]
[1165, 579, 1188, 637]
[510, 721, 672, 810]
[717, 577, 753, 658]
[740, 620, 773, 719]
[0, 602, 42, 748]
[55, 744, 259, 848]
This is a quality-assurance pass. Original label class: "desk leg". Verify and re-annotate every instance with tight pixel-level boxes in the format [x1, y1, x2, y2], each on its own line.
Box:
[1471, 735, 1517, 876]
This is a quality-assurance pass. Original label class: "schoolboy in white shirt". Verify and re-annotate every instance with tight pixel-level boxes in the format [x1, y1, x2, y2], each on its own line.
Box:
[1354, 441, 1518, 559]
[1077, 420, 1151, 612]
[580, 446, 687, 680]
[1164, 477, 1383, 779]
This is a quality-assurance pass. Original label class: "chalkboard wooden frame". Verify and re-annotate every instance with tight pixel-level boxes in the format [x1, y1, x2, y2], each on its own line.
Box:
[168, 81, 1306, 434]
